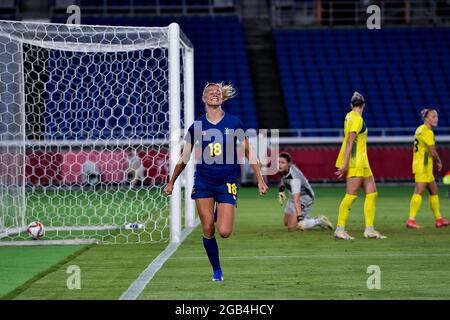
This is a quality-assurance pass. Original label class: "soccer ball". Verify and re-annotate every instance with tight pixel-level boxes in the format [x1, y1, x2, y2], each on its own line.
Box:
[27, 221, 45, 239]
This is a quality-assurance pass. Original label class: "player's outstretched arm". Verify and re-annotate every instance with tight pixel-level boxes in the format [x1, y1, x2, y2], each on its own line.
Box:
[164, 142, 194, 195]
[287, 193, 302, 232]
[429, 145, 443, 172]
[278, 184, 286, 205]
[335, 132, 356, 178]
[242, 137, 268, 195]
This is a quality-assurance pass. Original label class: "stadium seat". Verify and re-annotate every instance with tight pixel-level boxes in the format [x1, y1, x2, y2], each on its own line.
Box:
[49, 15, 258, 139]
[275, 28, 450, 130]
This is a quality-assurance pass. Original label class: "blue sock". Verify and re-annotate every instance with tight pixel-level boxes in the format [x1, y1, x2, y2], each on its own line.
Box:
[202, 235, 221, 272]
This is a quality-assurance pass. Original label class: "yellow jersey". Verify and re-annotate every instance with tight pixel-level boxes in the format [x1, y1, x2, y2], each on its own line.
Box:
[412, 124, 435, 174]
[335, 111, 369, 169]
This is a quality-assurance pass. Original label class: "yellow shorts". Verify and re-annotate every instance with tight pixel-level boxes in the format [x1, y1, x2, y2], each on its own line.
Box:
[347, 167, 373, 178]
[414, 172, 435, 183]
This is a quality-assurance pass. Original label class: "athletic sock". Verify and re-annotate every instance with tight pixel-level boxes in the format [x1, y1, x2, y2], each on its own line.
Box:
[302, 218, 318, 229]
[409, 193, 422, 220]
[429, 194, 442, 220]
[364, 192, 378, 228]
[337, 194, 357, 228]
[202, 235, 221, 272]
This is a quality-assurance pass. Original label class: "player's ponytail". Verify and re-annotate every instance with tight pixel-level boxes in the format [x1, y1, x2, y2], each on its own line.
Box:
[221, 83, 237, 102]
[351, 91, 365, 108]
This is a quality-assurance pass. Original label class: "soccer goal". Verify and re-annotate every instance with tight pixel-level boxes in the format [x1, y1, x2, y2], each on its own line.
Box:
[0, 20, 195, 245]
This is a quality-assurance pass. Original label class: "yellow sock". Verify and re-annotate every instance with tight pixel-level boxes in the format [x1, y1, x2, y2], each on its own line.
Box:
[337, 194, 357, 228]
[364, 192, 378, 228]
[429, 195, 442, 220]
[409, 193, 422, 220]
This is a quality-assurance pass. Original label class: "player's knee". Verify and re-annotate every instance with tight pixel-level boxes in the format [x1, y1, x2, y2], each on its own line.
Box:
[415, 189, 425, 196]
[218, 228, 232, 238]
[202, 224, 215, 238]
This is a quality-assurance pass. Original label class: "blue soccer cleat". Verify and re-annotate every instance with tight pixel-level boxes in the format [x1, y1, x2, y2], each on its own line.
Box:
[212, 269, 223, 282]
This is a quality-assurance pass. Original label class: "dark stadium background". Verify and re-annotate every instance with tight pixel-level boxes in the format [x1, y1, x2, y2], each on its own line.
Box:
[3, 0, 450, 184]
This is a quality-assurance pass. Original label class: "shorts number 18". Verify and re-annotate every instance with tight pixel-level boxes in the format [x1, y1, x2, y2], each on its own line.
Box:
[226, 183, 237, 195]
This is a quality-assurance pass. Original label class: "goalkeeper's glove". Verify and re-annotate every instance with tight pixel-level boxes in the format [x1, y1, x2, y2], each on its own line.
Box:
[278, 192, 286, 206]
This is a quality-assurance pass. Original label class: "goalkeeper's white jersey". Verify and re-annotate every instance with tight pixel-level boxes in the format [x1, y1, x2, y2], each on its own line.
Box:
[280, 165, 315, 205]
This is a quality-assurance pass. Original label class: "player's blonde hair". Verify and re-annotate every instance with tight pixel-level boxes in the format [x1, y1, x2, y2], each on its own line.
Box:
[203, 82, 237, 102]
[420, 108, 436, 120]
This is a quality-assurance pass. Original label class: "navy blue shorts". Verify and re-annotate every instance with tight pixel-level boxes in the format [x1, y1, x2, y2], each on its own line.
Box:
[191, 177, 239, 207]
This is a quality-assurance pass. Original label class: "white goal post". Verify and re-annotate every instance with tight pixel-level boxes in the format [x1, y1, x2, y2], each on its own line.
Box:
[0, 20, 195, 245]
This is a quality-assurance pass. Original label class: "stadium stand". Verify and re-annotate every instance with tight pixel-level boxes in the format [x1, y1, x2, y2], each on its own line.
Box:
[0, 0, 19, 20]
[49, 15, 258, 136]
[50, 0, 240, 15]
[274, 27, 450, 131]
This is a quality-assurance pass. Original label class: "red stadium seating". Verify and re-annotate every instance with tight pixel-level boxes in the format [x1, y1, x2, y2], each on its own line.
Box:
[25, 146, 450, 185]
[268, 146, 450, 182]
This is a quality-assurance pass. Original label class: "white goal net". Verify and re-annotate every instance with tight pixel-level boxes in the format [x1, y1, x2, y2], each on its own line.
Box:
[0, 20, 195, 245]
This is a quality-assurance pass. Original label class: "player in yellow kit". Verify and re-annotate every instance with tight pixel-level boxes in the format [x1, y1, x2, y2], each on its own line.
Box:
[406, 108, 450, 229]
[334, 92, 386, 240]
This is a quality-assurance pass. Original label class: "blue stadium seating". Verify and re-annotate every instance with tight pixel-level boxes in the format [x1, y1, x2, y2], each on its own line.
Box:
[0, 0, 19, 20]
[50, 0, 234, 9]
[49, 16, 257, 139]
[275, 28, 450, 130]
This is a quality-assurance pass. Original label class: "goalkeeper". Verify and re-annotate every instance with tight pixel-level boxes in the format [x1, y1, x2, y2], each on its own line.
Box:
[278, 152, 333, 232]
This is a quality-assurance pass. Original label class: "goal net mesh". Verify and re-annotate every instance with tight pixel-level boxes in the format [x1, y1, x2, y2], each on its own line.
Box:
[0, 20, 187, 244]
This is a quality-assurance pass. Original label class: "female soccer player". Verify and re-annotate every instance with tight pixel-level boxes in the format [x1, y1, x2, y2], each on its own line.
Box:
[163, 82, 268, 281]
[277, 152, 333, 232]
[406, 108, 450, 229]
[334, 92, 386, 240]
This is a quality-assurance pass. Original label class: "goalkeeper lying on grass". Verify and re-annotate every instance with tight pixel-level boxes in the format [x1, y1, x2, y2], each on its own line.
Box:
[277, 152, 333, 232]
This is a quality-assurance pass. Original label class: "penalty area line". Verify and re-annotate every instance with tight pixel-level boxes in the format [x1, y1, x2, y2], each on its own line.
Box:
[119, 218, 200, 300]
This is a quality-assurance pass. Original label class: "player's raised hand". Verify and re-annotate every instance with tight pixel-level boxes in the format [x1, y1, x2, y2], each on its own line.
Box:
[278, 192, 286, 205]
[334, 166, 346, 179]
[163, 182, 174, 195]
[258, 180, 269, 195]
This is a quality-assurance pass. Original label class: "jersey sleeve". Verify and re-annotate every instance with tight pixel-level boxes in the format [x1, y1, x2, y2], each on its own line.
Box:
[238, 118, 247, 142]
[235, 118, 247, 143]
[348, 115, 363, 133]
[422, 130, 435, 146]
[184, 122, 196, 145]
[239, 118, 247, 131]
[290, 178, 302, 195]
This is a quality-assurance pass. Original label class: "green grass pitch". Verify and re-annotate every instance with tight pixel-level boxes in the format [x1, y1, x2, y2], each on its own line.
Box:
[1, 186, 450, 299]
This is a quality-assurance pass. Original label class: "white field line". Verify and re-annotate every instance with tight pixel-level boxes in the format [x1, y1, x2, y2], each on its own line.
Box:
[119, 218, 200, 300]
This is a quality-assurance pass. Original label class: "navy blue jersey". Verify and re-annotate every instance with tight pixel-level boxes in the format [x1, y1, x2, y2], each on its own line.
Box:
[185, 113, 246, 183]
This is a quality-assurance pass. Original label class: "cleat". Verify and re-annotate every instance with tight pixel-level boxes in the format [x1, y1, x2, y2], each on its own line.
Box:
[406, 219, 422, 229]
[435, 218, 450, 228]
[318, 215, 334, 230]
[334, 230, 354, 240]
[363, 229, 387, 239]
[212, 270, 223, 282]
